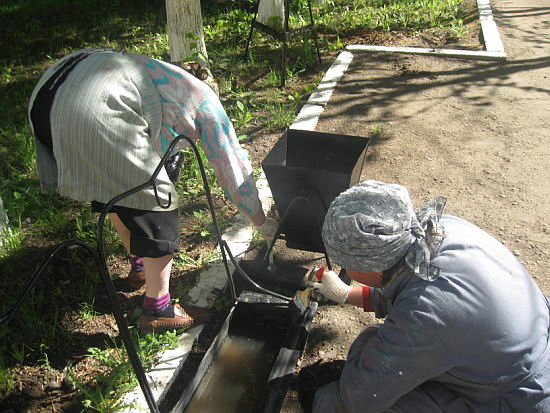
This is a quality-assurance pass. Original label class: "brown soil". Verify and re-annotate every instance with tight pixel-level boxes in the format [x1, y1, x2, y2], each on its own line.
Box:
[7, 0, 550, 411]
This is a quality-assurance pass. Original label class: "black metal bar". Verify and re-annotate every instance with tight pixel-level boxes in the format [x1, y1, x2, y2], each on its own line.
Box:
[244, 0, 321, 88]
[262, 196, 326, 263]
[176, 136, 237, 302]
[307, 0, 322, 63]
[244, 0, 261, 61]
[281, 0, 290, 87]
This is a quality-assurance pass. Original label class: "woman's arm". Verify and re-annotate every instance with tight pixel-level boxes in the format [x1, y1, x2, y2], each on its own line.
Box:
[132, 54, 268, 226]
[193, 97, 266, 226]
[314, 271, 375, 312]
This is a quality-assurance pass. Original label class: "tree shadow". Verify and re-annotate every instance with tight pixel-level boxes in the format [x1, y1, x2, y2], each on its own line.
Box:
[492, 6, 550, 52]
[0, 240, 136, 370]
[1, 0, 166, 64]
[318, 53, 550, 128]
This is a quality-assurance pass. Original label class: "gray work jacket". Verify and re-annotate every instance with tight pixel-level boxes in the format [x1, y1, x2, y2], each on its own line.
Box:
[339, 215, 550, 412]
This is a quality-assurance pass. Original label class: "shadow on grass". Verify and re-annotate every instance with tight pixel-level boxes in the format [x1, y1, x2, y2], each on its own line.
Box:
[1, 0, 166, 64]
[0, 241, 129, 370]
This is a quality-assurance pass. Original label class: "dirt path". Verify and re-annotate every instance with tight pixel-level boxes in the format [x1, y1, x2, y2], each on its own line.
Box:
[281, 1, 550, 411]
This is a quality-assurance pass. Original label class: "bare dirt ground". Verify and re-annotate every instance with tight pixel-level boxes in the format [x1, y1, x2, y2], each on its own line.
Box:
[266, 1, 550, 411]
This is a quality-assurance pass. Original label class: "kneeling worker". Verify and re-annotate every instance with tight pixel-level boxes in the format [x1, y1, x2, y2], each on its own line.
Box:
[312, 180, 550, 412]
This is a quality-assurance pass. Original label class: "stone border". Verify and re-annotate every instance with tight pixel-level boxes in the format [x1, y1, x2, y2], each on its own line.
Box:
[346, 0, 506, 61]
[291, 51, 354, 131]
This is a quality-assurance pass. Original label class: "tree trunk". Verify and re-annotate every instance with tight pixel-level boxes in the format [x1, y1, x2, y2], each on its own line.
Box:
[166, 0, 208, 63]
[257, 0, 284, 29]
[0, 196, 8, 246]
[256, 0, 324, 29]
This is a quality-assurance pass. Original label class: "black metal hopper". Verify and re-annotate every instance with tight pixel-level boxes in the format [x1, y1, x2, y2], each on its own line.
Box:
[262, 129, 370, 252]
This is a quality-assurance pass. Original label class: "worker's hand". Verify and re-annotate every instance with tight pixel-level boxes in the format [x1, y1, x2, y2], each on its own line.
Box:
[255, 217, 279, 243]
[312, 269, 352, 304]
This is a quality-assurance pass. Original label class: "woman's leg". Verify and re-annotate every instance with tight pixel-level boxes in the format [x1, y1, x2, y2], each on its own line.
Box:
[138, 253, 210, 334]
[108, 213, 146, 289]
[143, 255, 172, 298]
[109, 209, 209, 333]
[108, 213, 131, 252]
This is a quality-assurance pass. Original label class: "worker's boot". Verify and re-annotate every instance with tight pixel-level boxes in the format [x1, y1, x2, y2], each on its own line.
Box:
[138, 302, 210, 335]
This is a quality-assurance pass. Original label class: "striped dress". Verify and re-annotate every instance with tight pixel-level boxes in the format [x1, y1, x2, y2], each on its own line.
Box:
[28, 49, 264, 224]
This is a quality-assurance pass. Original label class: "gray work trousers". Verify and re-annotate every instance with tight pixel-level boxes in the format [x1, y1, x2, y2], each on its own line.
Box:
[312, 326, 471, 413]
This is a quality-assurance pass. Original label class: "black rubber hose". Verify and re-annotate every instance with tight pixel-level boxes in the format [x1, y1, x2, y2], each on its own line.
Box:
[0, 240, 95, 325]
[94, 137, 189, 413]
[0, 137, 184, 413]
[0, 237, 160, 413]
[178, 136, 237, 302]
[221, 239, 292, 302]
[177, 135, 293, 303]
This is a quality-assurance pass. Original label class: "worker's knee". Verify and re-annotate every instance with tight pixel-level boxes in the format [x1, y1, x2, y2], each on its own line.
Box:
[312, 381, 348, 413]
[385, 382, 470, 413]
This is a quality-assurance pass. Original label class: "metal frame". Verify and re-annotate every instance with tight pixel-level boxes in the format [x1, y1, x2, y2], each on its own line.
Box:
[244, 0, 321, 87]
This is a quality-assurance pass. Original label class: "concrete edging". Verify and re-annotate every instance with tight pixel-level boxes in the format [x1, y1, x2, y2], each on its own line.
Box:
[346, 0, 507, 61]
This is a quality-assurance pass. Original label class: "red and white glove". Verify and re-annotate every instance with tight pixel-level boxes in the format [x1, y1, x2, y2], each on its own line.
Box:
[312, 268, 351, 304]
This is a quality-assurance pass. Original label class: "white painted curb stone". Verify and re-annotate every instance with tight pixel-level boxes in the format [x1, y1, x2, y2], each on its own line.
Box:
[291, 51, 354, 131]
[346, 0, 506, 61]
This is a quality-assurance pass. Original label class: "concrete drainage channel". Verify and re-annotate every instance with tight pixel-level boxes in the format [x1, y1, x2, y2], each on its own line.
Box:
[124, 1, 505, 410]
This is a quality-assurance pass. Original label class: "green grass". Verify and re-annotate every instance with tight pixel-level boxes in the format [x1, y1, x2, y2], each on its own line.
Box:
[0, 0, 466, 409]
[67, 331, 179, 412]
[312, 0, 463, 34]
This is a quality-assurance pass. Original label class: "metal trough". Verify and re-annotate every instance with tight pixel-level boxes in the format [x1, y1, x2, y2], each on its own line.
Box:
[167, 291, 317, 413]
[262, 129, 370, 252]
